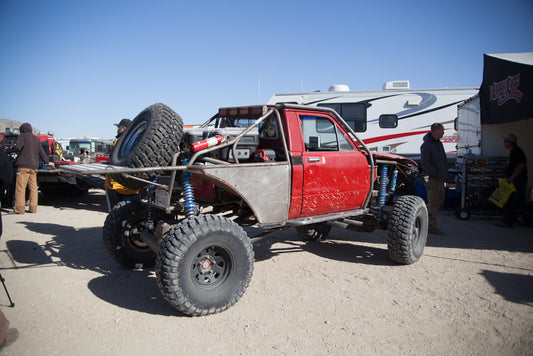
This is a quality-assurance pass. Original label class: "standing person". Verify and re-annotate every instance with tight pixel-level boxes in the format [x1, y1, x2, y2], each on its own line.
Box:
[12, 123, 54, 214]
[496, 134, 529, 228]
[420, 123, 449, 235]
[104, 119, 138, 210]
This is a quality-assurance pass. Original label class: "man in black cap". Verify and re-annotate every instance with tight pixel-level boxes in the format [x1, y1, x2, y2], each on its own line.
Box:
[496, 133, 529, 227]
[114, 118, 131, 137]
[104, 118, 137, 210]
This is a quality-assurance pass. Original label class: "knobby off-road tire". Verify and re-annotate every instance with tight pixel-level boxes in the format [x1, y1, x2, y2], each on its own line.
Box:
[103, 200, 161, 269]
[387, 195, 428, 265]
[295, 223, 331, 242]
[156, 214, 254, 316]
[110, 103, 183, 189]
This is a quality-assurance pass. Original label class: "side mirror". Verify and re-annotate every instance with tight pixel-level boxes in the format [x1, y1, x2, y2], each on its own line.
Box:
[379, 114, 398, 129]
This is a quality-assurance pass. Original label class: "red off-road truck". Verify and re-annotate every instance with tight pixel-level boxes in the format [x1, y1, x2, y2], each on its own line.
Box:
[65, 103, 428, 316]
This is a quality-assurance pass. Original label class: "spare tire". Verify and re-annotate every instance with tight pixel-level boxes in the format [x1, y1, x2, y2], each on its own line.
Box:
[110, 103, 183, 189]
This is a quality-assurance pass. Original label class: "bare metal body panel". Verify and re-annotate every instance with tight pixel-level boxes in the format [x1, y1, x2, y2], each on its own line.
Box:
[189, 162, 291, 224]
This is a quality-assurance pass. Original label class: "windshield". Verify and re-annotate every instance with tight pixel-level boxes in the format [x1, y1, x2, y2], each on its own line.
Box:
[69, 141, 91, 154]
[219, 117, 258, 129]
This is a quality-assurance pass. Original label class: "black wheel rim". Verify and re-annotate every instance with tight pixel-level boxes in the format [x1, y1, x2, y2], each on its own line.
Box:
[191, 246, 232, 289]
[119, 120, 147, 158]
[124, 220, 150, 252]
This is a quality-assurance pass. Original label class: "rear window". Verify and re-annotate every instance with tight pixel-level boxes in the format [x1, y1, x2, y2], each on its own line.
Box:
[317, 103, 367, 132]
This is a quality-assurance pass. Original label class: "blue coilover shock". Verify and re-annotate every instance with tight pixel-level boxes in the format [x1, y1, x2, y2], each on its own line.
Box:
[389, 168, 398, 193]
[181, 160, 196, 218]
[378, 165, 388, 209]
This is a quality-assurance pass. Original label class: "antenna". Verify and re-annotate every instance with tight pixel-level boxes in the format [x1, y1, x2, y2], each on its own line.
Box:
[258, 80, 261, 104]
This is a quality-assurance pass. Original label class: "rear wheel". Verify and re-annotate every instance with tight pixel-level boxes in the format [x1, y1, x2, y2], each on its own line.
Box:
[387, 195, 428, 265]
[156, 214, 254, 316]
[103, 200, 160, 269]
[110, 103, 183, 189]
[295, 223, 331, 242]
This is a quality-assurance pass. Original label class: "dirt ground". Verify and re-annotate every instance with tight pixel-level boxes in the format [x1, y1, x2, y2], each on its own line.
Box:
[0, 190, 532, 355]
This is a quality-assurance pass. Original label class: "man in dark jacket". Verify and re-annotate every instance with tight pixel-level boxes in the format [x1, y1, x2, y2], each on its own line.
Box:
[497, 134, 529, 227]
[420, 123, 449, 235]
[12, 123, 54, 214]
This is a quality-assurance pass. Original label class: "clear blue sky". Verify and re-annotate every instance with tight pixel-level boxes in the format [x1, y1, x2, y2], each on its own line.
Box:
[1, 0, 532, 139]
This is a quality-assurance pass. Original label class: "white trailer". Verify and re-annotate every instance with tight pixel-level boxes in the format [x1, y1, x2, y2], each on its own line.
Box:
[456, 94, 481, 157]
[268, 82, 477, 158]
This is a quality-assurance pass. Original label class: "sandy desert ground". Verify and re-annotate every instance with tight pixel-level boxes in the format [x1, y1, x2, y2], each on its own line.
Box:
[0, 190, 532, 355]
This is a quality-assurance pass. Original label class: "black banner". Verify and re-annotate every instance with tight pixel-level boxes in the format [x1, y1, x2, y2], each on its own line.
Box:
[480, 53, 533, 124]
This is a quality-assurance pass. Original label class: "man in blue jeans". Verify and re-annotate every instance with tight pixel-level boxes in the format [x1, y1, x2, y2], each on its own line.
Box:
[496, 134, 529, 228]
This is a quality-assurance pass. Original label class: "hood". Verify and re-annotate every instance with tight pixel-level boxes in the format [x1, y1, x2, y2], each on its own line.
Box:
[372, 152, 417, 166]
[424, 131, 440, 144]
[19, 123, 33, 134]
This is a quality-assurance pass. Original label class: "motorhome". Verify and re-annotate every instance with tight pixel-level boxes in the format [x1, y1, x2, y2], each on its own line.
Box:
[67, 138, 114, 162]
[268, 81, 477, 158]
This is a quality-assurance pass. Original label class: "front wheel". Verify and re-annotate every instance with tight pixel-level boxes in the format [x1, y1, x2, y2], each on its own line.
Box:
[387, 195, 428, 265]
[156, 214, 254, 316]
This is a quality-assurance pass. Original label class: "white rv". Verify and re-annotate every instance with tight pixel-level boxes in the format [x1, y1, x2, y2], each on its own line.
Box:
[268, 81, 478, 158]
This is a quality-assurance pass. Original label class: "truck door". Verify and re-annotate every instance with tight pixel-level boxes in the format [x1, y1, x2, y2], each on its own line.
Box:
[298, 114, 369, 216]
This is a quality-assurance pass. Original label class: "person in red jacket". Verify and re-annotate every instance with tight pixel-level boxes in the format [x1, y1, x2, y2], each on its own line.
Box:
[12, 123, 54, 214]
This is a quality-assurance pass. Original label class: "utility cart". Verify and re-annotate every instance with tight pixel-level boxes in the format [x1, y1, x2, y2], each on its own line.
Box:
[455, 156, 507, 220]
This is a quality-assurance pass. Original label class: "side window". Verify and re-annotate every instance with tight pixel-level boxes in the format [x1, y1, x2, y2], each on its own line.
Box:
[379, 114, 398, 128]
[300, 115, 354, 152]
[318, 103, 368, 132]
[258, 117, 279, 140]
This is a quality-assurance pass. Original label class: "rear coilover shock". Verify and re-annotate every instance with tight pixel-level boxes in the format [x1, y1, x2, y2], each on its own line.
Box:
[378, 165, 388, 220]
[378, 165, 389, 208]
[181, 159, 196, 218]
[389, 168, 398, 193]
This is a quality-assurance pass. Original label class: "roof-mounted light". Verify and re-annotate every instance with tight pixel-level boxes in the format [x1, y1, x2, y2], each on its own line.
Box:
[218, 106, 268, 118]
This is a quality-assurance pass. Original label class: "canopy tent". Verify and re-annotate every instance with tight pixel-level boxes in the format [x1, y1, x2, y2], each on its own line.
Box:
[476, 53, 533, 197]
[480, 52, 533, 124]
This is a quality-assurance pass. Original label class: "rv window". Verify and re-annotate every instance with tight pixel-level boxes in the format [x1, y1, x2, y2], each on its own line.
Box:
[379, 114, 398, 128]
[320, 103, 341, 115]
[316, 120, 335, 133]
[318, 103, 367, 132]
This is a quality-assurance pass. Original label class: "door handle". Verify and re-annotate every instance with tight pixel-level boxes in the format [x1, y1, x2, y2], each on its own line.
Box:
[307, 157, 320, 162]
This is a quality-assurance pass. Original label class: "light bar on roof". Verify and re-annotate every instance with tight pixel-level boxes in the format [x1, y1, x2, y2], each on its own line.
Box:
[218, 106, 267, 118]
